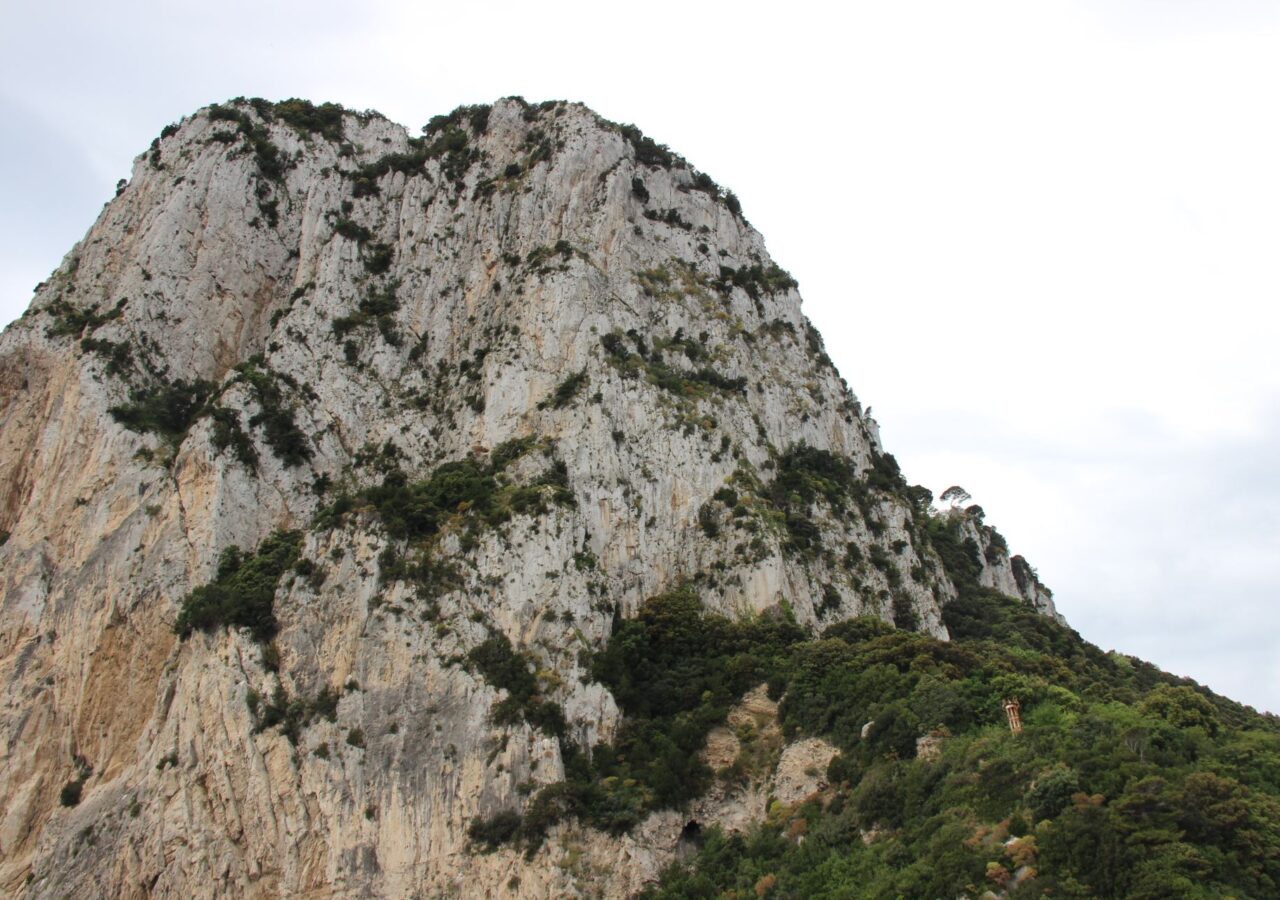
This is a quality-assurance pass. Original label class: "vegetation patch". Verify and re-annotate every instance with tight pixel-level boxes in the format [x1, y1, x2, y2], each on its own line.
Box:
[638, 559, 1280, 899]
[525, 240, 578, 275]
[206, 102, 287, 182]
[319, 438, 573, 603]
[175, 530, 302, 642]
[110, 378, 214, 446]
[226, 358, 312, 466]
[271, 98, 347, 142]
[331, 217, 372, 243]
[248, 683, 341, 745]
[468, 633, 566, 736]
[204, 99, 297, 225]
[644, 208, 692, 231]
[208, 404, 258, 468]
[600, 329, 745, 399]
[79, 337, 133, 376]
[538, 369, 587, 410]
[349, 103, 490, 197]
[714, 263, 797, 301]
[46, 298, 124, 339]
[475, 588, 804, 853]
[332, 282, 402, 347]
[60, 762, 92, 807]
[703, 444, 907, 561]
[617, 123, 676, 169]
[353, 438, 569, 540]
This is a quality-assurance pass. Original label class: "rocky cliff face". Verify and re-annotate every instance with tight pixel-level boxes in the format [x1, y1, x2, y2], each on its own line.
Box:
[0, 97, 1059, 898]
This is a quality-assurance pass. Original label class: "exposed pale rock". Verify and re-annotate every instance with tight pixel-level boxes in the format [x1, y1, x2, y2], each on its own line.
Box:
[771, 738, 838, 806]
[0, 97, 1062, 898]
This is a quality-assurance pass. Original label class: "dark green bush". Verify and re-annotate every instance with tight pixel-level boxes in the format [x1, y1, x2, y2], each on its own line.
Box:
[232, 360, 312, 466]
[468, 810, 523, 851]
[600, 330, 745, 398]
[80, 337, 133, 376]
[272, 98, 346, 142]
[205, 102, 287, 184]
[209, 405, 258, 468]
[47, 298, 124, 338]
[174, 530, 302, 642]
[468, 633, 566, 737]
[110, 378, 214, 445]
[538, 370, 587, 410]
[362, 241, 393, 274]
[618, 123, 675, 168]
[332, 217, 372, 243]
[423, 103, 492, 138]
[644, 208, 692, 230]
[714, 263, 798, 301]
[59, 779, 84, 807]
[498, 588, 805, 851]
[332, 283, 401, 345]
[641, 578, 1280, 898]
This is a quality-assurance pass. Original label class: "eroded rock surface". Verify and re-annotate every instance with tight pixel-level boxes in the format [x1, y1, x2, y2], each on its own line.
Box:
[0, 97, 1059, 898]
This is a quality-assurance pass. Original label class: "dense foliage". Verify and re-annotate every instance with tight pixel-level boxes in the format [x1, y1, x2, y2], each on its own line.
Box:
[456, 529, 1280, 897]
[474, 588, 805, 853]
[109, 378, 213, 444]
[174, 530, 302, 642]
[644, 590, 1280, 899]
[467, 634, 566, 737]
[352, 437, 573, 542]
[314, 438, 574, 606]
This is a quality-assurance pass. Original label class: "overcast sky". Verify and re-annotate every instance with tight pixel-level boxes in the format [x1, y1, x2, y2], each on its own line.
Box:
[2, 1, 1277, 713]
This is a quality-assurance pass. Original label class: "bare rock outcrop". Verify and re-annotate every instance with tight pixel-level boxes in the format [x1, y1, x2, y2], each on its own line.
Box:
[0, 97, 1060, 897]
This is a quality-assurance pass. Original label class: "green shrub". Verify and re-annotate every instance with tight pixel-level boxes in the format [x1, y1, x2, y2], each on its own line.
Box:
[538, 369, 587, 410]
[230, 360, 312, 466]
[332, 283, 401, 345]
[80, 337, 133, 376]
[468, 810, 523, 851]
[506, 588, 805, 851]
[174, 530, 302, 642]
[272, 98, 346, 142]
[423, 103, 492, 138]
[714, 263, 797, 301]
[618, 123, 674, 168]
[724, 191, 742, 218]
[110, 378, 214, 445]
[468, 633, 566, 737]
[355, 440, 571, 542]
[252, 683, 343, 744]
[644, 208, 692, 231]
[59, 779, 84, 807]
[207, 102, 285, 180]
[599, 330, 745, 398]
[46, 298, 124, 338]
[209, 405, 257, 468]
[332, 217, 372, 243]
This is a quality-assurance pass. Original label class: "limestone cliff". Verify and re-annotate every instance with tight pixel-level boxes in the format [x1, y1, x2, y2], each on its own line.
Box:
[0, 97, 1060, 898]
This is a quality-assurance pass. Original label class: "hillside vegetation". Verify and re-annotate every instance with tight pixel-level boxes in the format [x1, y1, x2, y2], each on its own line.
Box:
[640, 587, 1280, 898]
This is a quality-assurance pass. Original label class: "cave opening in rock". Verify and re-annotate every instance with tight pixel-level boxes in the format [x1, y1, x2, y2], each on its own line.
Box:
[676, 820, 704, 859]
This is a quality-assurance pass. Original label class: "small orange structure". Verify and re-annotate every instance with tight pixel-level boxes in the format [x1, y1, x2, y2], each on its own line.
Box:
[1003, 698, 1023, 735]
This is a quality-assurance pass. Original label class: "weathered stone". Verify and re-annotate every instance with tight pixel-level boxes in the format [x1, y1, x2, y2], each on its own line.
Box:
[0, 97, 1059, 898]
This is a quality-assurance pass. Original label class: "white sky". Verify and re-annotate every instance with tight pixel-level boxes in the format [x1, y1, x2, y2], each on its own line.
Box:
[2, 1, 1278, 712]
